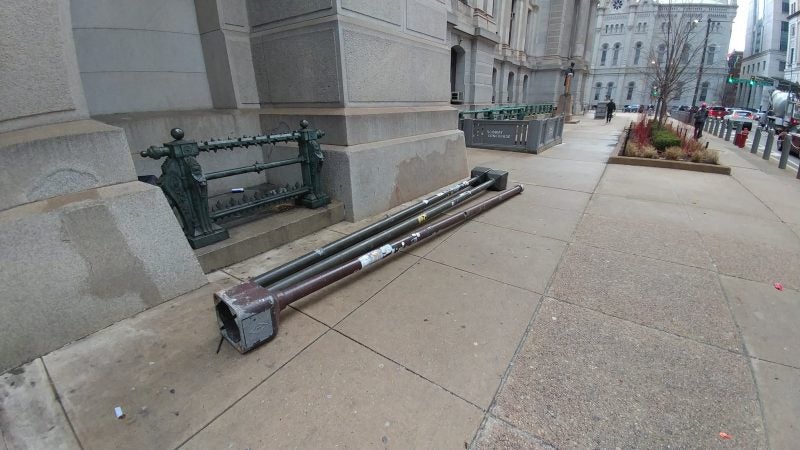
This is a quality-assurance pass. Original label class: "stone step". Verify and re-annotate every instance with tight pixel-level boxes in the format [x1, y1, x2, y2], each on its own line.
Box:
[194, 201, 345, 273]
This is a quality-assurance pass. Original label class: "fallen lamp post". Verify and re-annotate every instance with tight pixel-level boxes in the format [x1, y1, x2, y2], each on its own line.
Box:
[215, 182, 523, 353]
[253, 166, 495, 288]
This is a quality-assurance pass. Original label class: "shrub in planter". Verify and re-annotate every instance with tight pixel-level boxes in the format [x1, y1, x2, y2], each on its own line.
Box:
[664, 146, 683, 160]
[640, 145, 658, 158]
[652, 130, 681, 150]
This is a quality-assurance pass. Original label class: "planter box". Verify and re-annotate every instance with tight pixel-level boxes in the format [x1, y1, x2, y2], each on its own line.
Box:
[608, 155, 731, 175]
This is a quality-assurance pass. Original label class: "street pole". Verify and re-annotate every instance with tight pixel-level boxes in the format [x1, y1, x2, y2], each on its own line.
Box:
[691, 17, 712, 107]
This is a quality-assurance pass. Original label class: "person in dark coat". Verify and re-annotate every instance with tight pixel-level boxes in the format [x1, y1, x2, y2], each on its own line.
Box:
[606, 99, 616, 123]
[694, 103, 709, 139]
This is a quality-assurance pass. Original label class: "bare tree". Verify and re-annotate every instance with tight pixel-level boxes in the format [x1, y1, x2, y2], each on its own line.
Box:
[642, 4, 705, 124]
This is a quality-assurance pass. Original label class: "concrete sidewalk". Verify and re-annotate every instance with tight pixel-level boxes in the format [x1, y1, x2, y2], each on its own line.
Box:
[2, 112, 799, 449]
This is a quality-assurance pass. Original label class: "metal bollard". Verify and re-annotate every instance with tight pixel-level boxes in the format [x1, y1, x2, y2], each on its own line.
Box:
[705, 119, 711, 132]
[717, 119, 725, 137]
[763, 129, 774, 160]
[779, 133, 791, 169]
[724, 121, 733, 141]
[751, 127, 762, 154]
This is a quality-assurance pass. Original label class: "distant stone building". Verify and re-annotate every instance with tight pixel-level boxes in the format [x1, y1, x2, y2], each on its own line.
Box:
[586, 0, 737, 109]
[736, 0, 790, 109]
[446, 0, 598, 111]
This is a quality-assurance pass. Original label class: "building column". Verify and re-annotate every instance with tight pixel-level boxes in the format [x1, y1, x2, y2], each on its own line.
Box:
[251, 1, 467, 220]
[572, 0, 591, 58]
[0, 0, 206, 371]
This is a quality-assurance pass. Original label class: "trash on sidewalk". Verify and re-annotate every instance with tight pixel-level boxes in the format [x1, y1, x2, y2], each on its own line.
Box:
[719, 432, 732, 440]
[774, 282, 784, 291]
[114, 406, 125, 419]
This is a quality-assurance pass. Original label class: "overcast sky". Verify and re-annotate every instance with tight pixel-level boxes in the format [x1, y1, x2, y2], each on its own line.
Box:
[729, 0, 749, 53]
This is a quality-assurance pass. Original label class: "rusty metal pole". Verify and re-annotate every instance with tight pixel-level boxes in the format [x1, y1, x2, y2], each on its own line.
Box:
[252, 167, 493, 287]
[215, 184, 524, 353]
[259, 170, 508, 291]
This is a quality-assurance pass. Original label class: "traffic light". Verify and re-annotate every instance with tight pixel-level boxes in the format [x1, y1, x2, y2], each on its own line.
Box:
[749, 76, 755, 86]
[727, 74, 734, 84]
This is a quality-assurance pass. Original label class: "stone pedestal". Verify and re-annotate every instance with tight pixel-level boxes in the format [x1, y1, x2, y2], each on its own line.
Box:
[0, 0, 207, 372]
[248, 1, 468, 220]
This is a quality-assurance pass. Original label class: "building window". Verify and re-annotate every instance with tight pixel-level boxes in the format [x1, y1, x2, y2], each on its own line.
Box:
[594, 82, 602, 101]
[612, 43, 621, 66]
[781, 21, 789, 52]
[699, 82, 709, 102]
[680, 44, 691, 63]
[507, 72, 514, 103]
[606, 82, 614, 100]
[673, 82, 684, 100]
[706, 45, 716, 65]
[783, 0, 790, 13]
[791, 24, 796, 39]
[605, 25, 609, 33]
[634, 42, 642, 65]
[792, 2, 797, 14]
[657, 44, 666, 63]
[600, 44, 608, 66]
[791, 48, 795, 65]
[626, 82, 635, 101]
[780, 61, 786, 71]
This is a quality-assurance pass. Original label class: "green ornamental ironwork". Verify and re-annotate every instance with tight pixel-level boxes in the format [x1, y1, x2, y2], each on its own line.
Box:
[140, 120, 330, 249]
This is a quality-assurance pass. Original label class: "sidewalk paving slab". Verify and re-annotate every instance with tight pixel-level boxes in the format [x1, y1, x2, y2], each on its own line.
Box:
[548, 244, 740, 351]
[492, 298, 765, 449]
[181, 331, 483, 449]
[751, 359, 800, 450]
[721, 275, 800, 368]
[42, 274, 328, 450]
[596, 165, 683, 204]
[731, 168, 800, 225]
[336, 259, 540, 408]
[507, 157, 606, 193]
[425, 221, 566, 294]
[586, 193, 691, 224]
[574, 213, 713, 269]
[472, 191, 584, 242]
[699, 233, 800, 291]
[0, 359, 80, 450]
[473, 417, 554, 450]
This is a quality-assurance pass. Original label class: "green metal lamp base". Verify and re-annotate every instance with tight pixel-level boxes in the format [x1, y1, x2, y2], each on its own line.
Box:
[188, 225, 230, 249]
[298, 194, 330, 209]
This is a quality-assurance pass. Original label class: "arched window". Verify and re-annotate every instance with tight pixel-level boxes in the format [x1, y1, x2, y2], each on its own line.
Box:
[450, 45, 466, 104]
[706, 45, 716, 65]
[657, 44, 666, 63]
[507, 72, 514, 103]
[605, 25, 609, 34]
[699, 81, 709, 102]
[594, 82, 602, 101]
[681, 44, 691, 63]
[600, 44, 609, 66]
[634, 42, 642, 65]
[522, 74, 529, 102]
[606, 82, 614, 100]
[612, 43, 621, 65]
[491, 68, 497, 103]
[626, 82, 635, 101]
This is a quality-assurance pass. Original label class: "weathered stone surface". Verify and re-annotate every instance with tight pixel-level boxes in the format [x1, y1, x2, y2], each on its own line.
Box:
[181, 332, 483, 449]
[0, 120, 135, 211]
[0, 0, 88, 132]
[337, 259, 540, 407]
[0, 182, 206, 372]
[549, 244, 739, 350]
[0, 359, 80, 450]
[322, 130, 467, 220]
[493, 299, 765, 449]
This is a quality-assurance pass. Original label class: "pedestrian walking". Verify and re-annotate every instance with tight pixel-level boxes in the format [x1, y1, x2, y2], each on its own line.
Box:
[606, 99, 616, 123]
[694, 103, 708, 139]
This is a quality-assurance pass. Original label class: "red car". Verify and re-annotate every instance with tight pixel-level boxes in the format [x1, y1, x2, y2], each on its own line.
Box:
[708, 106, 728, 118]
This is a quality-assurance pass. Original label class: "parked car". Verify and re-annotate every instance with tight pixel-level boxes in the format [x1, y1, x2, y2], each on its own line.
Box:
[723, 109, 755, 130]
[708, 106, 728, 119]
[623, 104, 641, 112]
[783, 124, 800, 156]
